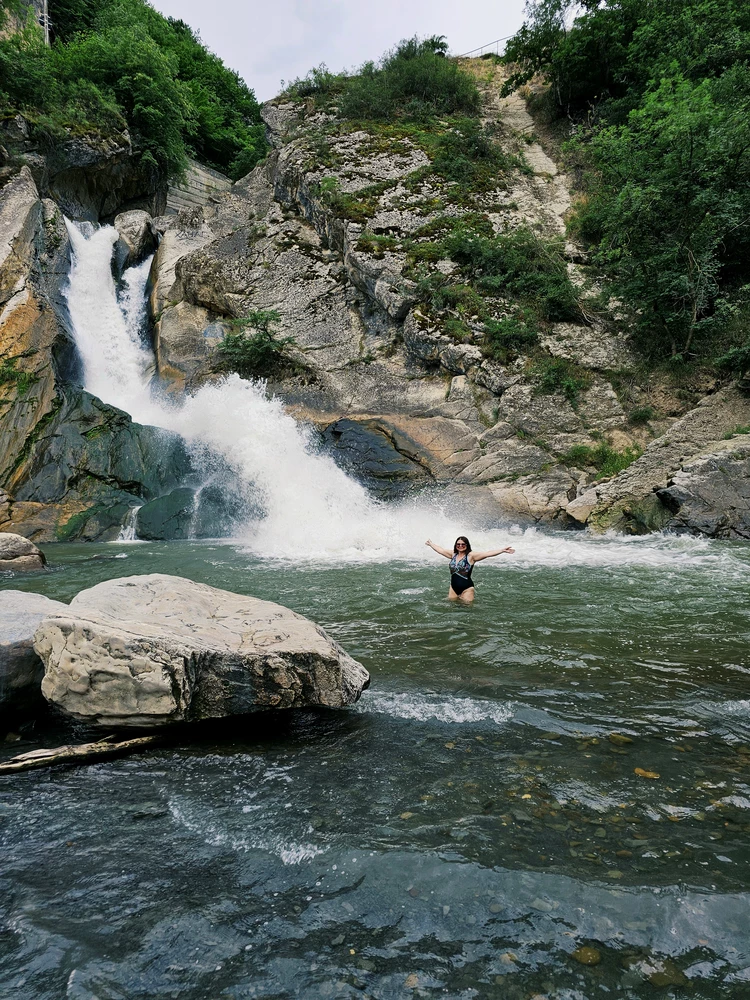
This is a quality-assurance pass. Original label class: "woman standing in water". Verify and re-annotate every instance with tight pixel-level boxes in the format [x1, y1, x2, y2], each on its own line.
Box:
[425, 536, 515, 603]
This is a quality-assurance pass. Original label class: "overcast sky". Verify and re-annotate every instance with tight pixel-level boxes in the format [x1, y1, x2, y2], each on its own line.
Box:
[150, 0, 528, 102]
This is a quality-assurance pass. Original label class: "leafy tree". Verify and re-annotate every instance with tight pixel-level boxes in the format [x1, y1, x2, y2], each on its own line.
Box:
[505, 0, 750, 360]
[0, 0, 267, 179]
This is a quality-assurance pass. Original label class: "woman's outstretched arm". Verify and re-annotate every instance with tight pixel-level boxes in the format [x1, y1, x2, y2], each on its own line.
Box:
[425, 538, 453, 559]
[470, 546, 515, 563]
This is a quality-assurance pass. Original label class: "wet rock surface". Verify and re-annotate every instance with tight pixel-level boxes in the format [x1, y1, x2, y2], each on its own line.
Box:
[114, 210, 157, 267]
[36, 574, 370, 727]
[0, 589, 66, 721]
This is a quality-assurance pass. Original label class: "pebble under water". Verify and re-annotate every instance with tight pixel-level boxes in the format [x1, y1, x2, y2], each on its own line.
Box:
[2, 533, 750, 999]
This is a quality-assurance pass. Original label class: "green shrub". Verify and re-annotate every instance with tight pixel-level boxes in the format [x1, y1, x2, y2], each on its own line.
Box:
[483, 311, 539, 361]
[444, 226, 581, 322]
[414, 274, 486, 316]
[531, 356, 592, 404]
[339, 36, 480, 121]
[562, 442, 642, 478]
[715, 344, 750, 378]
[628, 404, 655, 424]
[284, 63, 347, 100]
[217, 310, 298, 379]
[432, 118, 515, 196]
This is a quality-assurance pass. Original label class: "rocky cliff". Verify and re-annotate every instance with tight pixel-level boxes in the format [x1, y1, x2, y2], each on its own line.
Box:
[141, 61, 750, 536]
[0, 166, 190, 541]
[2, 60, 749, 540]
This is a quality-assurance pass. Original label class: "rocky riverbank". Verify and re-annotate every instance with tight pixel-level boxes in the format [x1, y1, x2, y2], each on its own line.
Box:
[0, 61, 748, 539]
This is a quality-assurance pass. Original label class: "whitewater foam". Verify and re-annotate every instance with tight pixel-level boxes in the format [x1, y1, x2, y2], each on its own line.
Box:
[168, 798, 324, 864]
[356, 690, 514, 725]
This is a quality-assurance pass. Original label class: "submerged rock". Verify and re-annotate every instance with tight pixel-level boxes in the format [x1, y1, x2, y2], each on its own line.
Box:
[0, 590, 67, 721]
[0, 533, 46, 572]
[36, 574, 370, 728]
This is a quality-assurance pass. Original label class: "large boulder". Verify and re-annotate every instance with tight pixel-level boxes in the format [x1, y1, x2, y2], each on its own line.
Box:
[114, 210, 157, 267]
[655, 445, 750, 538]
[0, 590, 67, 721]
[36, 574, 370, 728]
[0, 533, 46, 572]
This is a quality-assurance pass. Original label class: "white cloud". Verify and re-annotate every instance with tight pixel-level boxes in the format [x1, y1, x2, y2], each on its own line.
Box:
[150, 0, 526, 100]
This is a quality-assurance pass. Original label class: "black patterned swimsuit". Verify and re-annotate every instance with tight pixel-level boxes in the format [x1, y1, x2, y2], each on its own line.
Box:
[449, 554, 474, 594]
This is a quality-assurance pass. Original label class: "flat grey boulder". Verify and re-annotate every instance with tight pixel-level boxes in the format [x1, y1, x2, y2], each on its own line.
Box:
[36, 574, 370, 728]
[1, 590, 67, 719]
[0, 532, 46, 572]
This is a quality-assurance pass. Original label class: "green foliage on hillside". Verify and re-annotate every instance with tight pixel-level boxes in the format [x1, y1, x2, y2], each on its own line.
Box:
[0, 0, 267, 179]
[505, 0, 750, 363]
[287, 36, 480, 122]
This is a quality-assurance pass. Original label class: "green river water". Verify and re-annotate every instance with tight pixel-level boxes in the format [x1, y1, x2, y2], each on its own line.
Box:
[1, 532, 750, 999]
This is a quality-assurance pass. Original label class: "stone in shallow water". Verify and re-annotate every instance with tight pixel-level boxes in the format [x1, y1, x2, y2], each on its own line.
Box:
[35, 574, 370, 728]
[572, 946, 601, 966]
[0, 533, 46, 572]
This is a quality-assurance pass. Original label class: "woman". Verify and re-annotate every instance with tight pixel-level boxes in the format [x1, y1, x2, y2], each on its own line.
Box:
[425, 536, 515, 603]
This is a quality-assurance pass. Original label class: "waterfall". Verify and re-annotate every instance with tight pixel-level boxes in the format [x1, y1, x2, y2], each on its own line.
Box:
[117, 505, 143, 542]
[64, 221, 486, 559]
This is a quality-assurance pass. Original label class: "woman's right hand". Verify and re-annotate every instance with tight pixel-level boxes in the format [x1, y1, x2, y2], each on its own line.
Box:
[425, 538, 432, 546]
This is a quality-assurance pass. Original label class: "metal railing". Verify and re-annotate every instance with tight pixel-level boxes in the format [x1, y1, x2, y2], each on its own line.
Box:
[458, 32, 517, 59]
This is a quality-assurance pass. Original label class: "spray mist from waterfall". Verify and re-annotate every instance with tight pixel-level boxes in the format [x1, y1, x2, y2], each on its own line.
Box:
[62, 220, 735, 571]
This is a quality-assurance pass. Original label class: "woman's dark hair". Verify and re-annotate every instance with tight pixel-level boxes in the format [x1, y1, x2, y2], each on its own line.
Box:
[453, 536, 472, 554]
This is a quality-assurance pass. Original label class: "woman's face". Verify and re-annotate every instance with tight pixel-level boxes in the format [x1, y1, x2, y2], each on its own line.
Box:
[455, 539, 468, 553]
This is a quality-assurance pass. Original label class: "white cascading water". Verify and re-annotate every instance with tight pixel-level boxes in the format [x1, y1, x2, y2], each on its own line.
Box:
[63, 221, 739, 570]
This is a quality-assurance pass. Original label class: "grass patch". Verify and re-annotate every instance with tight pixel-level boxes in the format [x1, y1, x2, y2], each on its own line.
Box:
[562, 443, 642, 479]
[315, 176, 395, 223]
[530, 356, 592, 404]
[723, 425, 750, 439]
[0, 353, 39, 398]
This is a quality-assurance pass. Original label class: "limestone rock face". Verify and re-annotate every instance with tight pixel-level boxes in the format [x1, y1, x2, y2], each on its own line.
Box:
[0, 532, 46, 571]
[0, 590, 67, 720]
[571, 387, 750, 533]
[655, 446, 750, 538]
[36, 574, 370, 728]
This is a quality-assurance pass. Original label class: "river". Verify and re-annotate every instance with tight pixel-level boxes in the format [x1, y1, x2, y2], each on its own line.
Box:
[2, 533, 750, 998]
